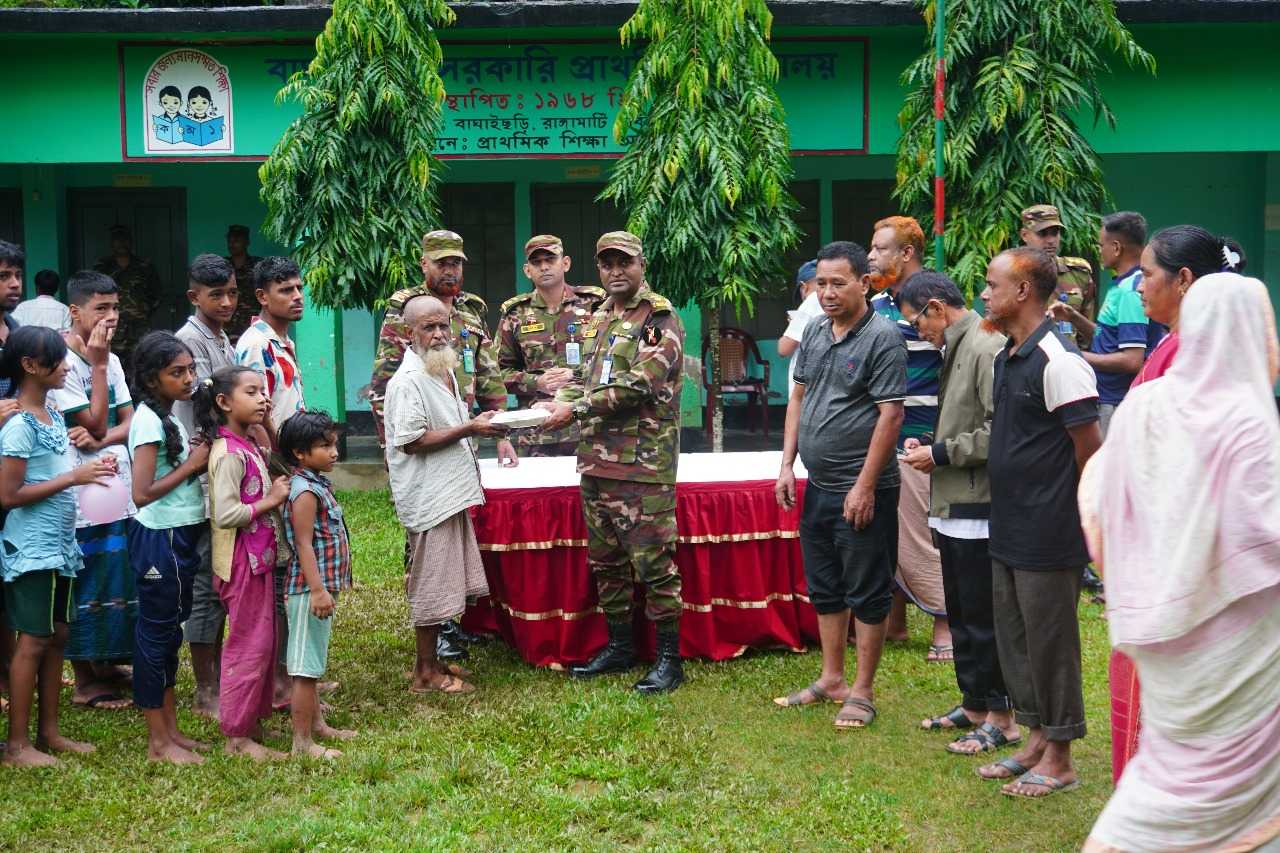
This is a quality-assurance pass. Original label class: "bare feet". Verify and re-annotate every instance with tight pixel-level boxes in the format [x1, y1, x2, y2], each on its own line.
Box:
[38, 733, 95, 754]
[292, 741, 341, 760]
[171, 731, 211, 752]
[317, 680, 339, 695]
[409, 671, 475, 695]
[314, 722, 357, 741]
[225, 737, 287, 761]
[2, 742, 59, 768]
[148, 741, 205, 765]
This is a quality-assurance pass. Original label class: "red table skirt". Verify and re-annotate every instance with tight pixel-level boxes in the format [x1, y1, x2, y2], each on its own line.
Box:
[464, 479, 817, 666]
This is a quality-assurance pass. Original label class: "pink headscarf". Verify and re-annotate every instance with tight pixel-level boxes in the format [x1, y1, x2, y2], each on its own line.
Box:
[1079, 273, 1280, 647]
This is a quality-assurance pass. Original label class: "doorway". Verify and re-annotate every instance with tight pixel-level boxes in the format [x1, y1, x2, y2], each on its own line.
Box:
[0, 189, 22, 247]
[67, 187, 188, 332]
[439, 183, 515, 331]
[532, 183, 626, 289]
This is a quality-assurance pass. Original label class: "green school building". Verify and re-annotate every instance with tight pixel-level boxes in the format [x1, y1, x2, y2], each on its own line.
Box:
[2, 0, 1278, 427]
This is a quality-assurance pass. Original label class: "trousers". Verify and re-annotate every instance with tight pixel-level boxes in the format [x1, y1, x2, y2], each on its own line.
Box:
[581, 475, 682, 624]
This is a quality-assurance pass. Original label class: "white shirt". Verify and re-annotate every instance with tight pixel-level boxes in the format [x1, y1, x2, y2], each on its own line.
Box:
[12, 296, 71, 332]
[384, 348, 485, 533]
[783, 291, 824, 394]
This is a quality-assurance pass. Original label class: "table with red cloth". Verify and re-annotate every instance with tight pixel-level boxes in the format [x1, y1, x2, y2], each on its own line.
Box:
[462, 452, 818, 667]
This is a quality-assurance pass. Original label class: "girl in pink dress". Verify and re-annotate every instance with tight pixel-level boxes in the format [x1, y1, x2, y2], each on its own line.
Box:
[193, 365, 290, 761]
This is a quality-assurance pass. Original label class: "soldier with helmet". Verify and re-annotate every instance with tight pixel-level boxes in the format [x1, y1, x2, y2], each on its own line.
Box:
[497, 235, 606, 456]
[1019, 204, 1096, 350]
[536, 230, 686, 694]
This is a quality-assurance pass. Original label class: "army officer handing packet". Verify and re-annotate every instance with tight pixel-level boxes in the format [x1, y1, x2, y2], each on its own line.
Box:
[535, 231, 687, 693]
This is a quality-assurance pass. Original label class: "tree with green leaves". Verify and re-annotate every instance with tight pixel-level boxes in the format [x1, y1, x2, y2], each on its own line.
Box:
[258, 0, 454, 310]
[895, 0, 1154, 293]
[601, 0, 800, 451]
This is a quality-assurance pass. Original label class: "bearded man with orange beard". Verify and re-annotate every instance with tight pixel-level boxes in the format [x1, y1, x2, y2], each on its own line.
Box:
[867, 217, 953, 663]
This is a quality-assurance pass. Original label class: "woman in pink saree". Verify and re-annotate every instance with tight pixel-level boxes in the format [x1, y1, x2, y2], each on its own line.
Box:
[1080, 273, 1280, 852]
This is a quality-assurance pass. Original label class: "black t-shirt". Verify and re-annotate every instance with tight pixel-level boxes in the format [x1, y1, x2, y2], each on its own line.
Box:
[988, 319, 1099, 570]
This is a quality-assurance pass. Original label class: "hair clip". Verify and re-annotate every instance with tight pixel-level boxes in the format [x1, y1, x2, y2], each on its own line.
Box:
[1222, 244, 1241, 271]
[203, 377, 214, 387]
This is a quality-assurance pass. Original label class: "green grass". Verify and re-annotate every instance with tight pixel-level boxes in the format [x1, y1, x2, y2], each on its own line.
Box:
[2, 490, 1114, 851]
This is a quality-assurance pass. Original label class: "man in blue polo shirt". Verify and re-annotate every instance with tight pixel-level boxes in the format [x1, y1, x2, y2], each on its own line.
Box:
[1052, 211, 1158, 436]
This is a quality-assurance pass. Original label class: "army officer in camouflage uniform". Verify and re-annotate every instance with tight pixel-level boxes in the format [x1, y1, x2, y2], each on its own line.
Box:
[537, 231, 686, 694]
[1019, 204, 1096, 350]
[368, 229, 516, 466]
[498, 234, 606, 456]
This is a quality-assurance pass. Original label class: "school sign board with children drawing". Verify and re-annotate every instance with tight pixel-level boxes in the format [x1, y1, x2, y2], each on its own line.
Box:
[142, 49, 234, 155]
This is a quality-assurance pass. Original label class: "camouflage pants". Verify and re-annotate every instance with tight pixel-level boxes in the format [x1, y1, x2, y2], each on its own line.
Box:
[580, 475, 682, 624]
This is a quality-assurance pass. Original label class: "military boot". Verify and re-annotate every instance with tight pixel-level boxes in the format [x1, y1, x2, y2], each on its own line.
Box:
[633, 624, 684, 693]
[569, 621, 635, 678]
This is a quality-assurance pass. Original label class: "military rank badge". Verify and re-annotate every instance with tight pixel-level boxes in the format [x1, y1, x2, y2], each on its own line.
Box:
[643, 324, 661, 346]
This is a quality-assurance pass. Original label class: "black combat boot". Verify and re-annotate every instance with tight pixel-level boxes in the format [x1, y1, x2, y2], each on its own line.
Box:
[633, 624, 684, 693]
[442, 619, 484, 646]
[436, 625, 468, 661]
[569, 621, 636, 678]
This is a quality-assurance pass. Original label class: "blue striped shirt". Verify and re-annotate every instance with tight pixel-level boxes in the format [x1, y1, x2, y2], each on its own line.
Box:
[870, 289, 943, 444]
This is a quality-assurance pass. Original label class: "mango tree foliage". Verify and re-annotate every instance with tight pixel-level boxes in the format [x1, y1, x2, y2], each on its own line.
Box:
[259, 0, 454, 309]
[895, 0, 1154, 292]
[602, 0, 800, 449]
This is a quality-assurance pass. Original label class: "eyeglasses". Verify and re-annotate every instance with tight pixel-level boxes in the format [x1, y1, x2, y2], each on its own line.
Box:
[907, 303, 932, 331]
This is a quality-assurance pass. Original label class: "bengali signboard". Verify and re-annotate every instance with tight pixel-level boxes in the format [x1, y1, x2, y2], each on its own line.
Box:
[120, 39, 865, 161]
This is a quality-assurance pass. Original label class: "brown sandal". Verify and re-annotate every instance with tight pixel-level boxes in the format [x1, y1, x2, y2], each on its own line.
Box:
[834, 696, 877, 729]
[772, 681, 837, 708]
[410, 674, 475, 695]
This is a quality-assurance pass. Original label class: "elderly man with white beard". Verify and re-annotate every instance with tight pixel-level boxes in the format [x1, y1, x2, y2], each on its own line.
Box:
[384, 294, 507, 696]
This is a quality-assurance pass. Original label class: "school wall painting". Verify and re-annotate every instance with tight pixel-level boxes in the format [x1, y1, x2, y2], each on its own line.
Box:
[142, 49, 234, 155]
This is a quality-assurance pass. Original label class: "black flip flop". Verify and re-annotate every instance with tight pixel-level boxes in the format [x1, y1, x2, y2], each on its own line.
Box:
[74, 692, 132, 710]
[946, 722, 1021, 754]
[921, 705, 975, 731]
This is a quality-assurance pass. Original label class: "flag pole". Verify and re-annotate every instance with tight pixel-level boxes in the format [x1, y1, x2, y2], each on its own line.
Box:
[933, 0, 946, 270]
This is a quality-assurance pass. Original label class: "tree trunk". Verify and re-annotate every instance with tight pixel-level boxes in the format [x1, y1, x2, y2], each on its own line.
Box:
[707, 305, 724, 453]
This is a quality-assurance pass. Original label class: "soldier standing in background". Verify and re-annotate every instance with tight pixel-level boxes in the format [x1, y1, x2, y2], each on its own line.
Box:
[223, 224, 262, 342]
[498, 234, 605, 456]
[94, 224, 162, 359]
[1019, 204, 1096, 350]
[368, 228, 515, 662]
[536, 231, 686, 694]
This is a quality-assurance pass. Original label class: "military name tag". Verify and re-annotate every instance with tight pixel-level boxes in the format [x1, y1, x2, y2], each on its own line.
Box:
[520, 322, 546, 334]
[565, 341, 581, 366]
[599, 356, 614, 384]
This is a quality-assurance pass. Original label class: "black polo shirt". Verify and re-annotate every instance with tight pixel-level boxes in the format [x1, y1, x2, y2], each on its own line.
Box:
[988, 318, 1099, 570]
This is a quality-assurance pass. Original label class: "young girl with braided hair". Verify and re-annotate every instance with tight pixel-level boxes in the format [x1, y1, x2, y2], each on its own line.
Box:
[127, 331, 211, 764]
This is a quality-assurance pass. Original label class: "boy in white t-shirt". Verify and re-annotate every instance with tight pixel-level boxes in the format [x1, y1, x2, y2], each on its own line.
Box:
[49, 270, 138, 712]
[777, 259, 822, 395]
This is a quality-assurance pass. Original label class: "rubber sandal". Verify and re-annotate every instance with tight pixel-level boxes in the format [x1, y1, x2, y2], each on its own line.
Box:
[921, 705, 975, 731]
[946, 722, 1021, 755]
[1001, 772, 1081, 798]
[976, 756, 1030, 780]
[773, 681, 835, 708]
[834, 696, 876, 729]
[926, 643, 955, 662]
[409, 674, 475, 696]
[72, 692, 133, 711]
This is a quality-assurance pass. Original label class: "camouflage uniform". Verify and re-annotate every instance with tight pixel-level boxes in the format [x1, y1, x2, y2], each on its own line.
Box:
[225, 252, 262, 342]
[555, 231, 684, 625]
[93, 253, 163, 359]
[1021, 204, 1097, 350]
[367, 230, 507, 441]
[499, 234, 606, 456]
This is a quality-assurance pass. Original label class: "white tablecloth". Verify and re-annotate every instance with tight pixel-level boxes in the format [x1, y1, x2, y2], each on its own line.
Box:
[479, 451, 808, 490]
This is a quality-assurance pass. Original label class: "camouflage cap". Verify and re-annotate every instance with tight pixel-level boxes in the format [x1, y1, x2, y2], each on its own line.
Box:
[1020, 204, 1064, 233]
[595, 230, 643, 258]
[421, 229, 468, 261]
[524, 234, 565, 259]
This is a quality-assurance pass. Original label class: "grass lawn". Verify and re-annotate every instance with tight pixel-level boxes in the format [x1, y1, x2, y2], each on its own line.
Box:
[3, 490, 1115, 851]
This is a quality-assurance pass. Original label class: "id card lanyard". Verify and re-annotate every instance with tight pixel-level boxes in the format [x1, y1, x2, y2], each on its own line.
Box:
[565, 322, 581, 367]
[460, 328, 476, 374]
[598, 335, 616, 384]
